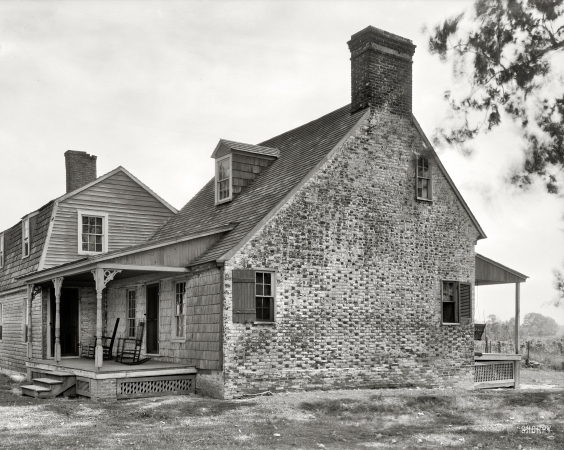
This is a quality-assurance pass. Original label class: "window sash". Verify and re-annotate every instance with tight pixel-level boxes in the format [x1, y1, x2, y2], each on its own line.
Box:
[255, 271, 274, 322]
[442, 281, 459, 323]
[22, 219, 30, 257]
[215, 155, 232, 202]
[416, 156, 432, 200]
[127, 290, 136, 338]
[174, 282, 186, 338]
[81, 216, 104, 253]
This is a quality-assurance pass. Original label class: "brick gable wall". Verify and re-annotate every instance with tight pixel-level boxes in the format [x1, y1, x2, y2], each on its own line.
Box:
[221, 110, 479, 398]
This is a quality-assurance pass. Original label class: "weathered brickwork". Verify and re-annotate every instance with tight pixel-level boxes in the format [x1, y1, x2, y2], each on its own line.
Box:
[222, 110, 478, 398]
[89, 378, 117, 400]
[64, 150, 97, 194]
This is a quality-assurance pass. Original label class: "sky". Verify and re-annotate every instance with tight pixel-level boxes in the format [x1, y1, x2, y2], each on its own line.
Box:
[1, 0, 563, 326]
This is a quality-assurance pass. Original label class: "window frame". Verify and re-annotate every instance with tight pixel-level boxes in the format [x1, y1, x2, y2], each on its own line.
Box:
[255, 269, 276, 323]
[127, 289, 136, 338]
[22, 218, 30, 258]
[441, 280, 460, 324]
[416, 155, 432, 202]
[172, 281, 186, 341]
[215, 154, 233, 204]
[77, 209, 109, 255]
[0, 233, 4, 268]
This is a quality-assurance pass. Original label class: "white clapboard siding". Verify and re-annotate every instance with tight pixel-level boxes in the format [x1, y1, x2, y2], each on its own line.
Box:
[43, 171, 175, 269]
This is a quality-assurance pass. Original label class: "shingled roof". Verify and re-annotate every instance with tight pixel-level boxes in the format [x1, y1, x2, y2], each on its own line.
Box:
[149, 105, 368, 265]
[0, 201, 54, 291]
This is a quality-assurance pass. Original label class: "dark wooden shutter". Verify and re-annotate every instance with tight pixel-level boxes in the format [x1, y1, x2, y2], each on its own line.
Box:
[29, 215, 38, 250]
[232, 269, 256, 323]
[459, 282, 472, 320]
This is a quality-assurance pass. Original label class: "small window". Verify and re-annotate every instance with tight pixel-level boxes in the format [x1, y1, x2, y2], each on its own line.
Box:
[0, 234, 4, 268]
[174, 282, 186, 339]
[78, 210, 108, 255]
[441, 281, 473, 324]
[255, 272, 274, 321]
[22, 218, 30, 258]
[215, 155, 232, 204]
[0, 304, 3, 340]
[232, 269, 276, 323]
[442, 281, 458, 323]
[127, 290, 136, 338]
[416, 156, 432, 201]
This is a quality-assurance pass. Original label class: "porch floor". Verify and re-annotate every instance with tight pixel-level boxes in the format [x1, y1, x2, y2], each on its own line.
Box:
[27, 358, 197, 380]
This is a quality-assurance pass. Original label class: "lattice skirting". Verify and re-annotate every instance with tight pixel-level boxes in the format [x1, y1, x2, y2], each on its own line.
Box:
[76, 377, 91, 397]
[117, 374, 195, 399]
[475, 361, 514, 383]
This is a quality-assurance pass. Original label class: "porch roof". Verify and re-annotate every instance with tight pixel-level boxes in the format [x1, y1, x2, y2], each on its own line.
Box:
[475, 253, 528, 286]
[19, 261, 189, 286]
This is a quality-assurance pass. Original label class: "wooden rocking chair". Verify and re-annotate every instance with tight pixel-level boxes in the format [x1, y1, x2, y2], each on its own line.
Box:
[115, 321, 151, 365]
[81, 318, 120, 360]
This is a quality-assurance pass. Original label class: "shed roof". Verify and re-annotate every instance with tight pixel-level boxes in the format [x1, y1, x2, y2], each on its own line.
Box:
[475, 253, 528, 285]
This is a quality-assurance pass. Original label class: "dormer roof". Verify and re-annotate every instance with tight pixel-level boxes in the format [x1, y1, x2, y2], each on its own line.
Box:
[211, 139, 280, 159]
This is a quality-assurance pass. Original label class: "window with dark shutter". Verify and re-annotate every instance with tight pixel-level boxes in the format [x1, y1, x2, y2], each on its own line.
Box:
[442, 280, 458, 323]
[232, 269, 257, 323]
[459, 282, 472, 320]
[416, 156, 432, 201]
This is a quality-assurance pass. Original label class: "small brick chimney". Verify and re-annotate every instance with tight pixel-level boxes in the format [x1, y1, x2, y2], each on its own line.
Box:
[65, 150, 97, 193]
[348, 26, 416, 116]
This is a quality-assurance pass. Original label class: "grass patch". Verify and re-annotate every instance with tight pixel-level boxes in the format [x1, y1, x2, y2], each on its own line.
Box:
[0, 369, 563, 449]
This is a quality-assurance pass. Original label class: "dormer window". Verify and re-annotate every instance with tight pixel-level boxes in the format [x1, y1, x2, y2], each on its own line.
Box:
[22, 218, 30, 258]
[0, 234, 4, 268]
[215, 154, 232, 204]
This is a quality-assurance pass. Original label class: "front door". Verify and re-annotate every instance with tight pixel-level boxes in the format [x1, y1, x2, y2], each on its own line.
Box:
[146, 284, 159, 354]
[49, 287, 79, 357]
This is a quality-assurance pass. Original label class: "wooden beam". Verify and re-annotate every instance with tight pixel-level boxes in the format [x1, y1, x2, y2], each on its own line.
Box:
[97, 263, 189, 273]
[515, 282, 520, 355]
[92, 268, 104, 370]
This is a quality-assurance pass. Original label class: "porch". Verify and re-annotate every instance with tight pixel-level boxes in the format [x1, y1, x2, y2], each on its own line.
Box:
[25, 358, 197, 399]
[473, 253, 528, 389]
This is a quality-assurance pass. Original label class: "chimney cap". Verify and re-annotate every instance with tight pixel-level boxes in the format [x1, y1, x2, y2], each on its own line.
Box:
[348, 26, 416, 57]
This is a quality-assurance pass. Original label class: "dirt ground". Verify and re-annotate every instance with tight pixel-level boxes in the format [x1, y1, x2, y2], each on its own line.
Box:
[0, 368, 562, 450]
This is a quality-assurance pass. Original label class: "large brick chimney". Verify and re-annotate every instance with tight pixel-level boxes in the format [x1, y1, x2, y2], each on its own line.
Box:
[65, 150, 97, 193]
[348, 26, 416, 116]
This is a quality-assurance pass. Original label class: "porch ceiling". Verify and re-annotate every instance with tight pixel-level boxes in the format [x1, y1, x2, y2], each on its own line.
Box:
[475, 253, 528, 286]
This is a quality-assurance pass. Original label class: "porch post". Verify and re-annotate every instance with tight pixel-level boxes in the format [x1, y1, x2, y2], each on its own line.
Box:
[52, 277, 64, 363]
[514, 282, 521, 389]
[92, 268, 105, 370]
[91, 267, 122, 370]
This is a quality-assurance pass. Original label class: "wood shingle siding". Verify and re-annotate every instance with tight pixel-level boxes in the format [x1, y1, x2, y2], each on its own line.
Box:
[0, 201, 53, 291]
[0, 289, 28, 372]
[43, 171, 175, 269]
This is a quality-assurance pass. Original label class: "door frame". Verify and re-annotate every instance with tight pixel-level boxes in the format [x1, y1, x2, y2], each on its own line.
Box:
[46, 287, 80, 359]
[145, 283, 160, 355]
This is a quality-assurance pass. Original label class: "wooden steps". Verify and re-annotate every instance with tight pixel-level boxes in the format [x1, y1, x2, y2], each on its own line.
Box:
[21, 370, 76, 399]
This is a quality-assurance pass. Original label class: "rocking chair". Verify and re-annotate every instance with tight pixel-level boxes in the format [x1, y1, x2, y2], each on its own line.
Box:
[115, 321, 150, 365]
[81, 318, 120, 360]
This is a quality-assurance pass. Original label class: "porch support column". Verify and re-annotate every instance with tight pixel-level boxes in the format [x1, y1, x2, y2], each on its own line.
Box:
[52, 277, 64, 363]
[92, 268, 122, 370]
[514, 282, 521, 389]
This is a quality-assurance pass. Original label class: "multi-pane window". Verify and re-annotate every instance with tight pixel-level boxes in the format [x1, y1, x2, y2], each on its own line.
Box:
[22, 218, 30, 258]
[0, 234, 4, 268]
[81, 216, 104, 253]
[416, 156, 432, 200]
[442, 281, 458, 323]
[175, 282, 186, 338]
[255, 271, 274, 321]
[127, 290, 136, 338]
[216, 155, 232, 203]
